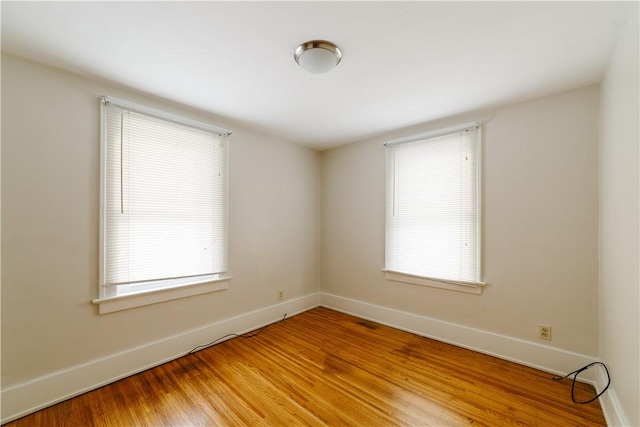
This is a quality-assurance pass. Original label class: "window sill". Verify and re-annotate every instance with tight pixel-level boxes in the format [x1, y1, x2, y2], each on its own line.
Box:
[383, 270, 485, 295]
[92, 276, 231, 314]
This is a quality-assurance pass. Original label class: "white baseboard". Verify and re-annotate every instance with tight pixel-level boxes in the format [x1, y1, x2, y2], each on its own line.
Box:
[5, 292, 617, 425]
[1, 293, 321, 424]
[595, 363, 629, 427]
[320, 292, 597, 381]
[323, 292, 632, 425]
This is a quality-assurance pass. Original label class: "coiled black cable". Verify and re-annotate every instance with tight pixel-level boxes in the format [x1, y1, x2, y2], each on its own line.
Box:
[552, 361, 610, 404]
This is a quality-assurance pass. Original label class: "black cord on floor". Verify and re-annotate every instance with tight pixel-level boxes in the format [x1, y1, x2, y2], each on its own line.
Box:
[187, 313, 287, 355]
[551, 362, 610, 404]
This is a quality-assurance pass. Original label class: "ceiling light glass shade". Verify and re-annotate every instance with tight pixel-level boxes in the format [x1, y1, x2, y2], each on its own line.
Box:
[294, 40, 342, 74]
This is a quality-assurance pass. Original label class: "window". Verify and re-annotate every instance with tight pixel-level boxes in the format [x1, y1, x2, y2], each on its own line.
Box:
[384, 124, 484, 294]
[94, 96, 231, 313]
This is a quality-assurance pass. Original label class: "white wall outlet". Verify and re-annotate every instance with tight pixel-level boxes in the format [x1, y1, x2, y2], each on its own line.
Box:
[538, 324, 552, 340]
[278, 290, 283, 300]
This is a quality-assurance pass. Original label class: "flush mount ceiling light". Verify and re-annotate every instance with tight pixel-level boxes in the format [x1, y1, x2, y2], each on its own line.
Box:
[294, 40, 342, 74]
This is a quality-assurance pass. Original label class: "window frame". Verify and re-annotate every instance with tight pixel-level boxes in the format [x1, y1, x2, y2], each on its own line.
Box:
[93, 96, 232, 314]
[383, 122, 486, 294]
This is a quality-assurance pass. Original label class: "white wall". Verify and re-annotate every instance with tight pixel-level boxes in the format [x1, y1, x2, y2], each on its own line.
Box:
[3, 13, 637, 421]
[321, 85, 600, 358]
[599, 3, 639, 426]
[1, 53, 319, 419]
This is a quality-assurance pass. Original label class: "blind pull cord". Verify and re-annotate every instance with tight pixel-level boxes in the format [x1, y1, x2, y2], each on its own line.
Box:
[120, 111, 124, 214]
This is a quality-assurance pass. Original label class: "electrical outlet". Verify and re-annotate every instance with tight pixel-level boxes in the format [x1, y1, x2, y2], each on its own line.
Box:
[538, 324, 552, 341]
[278, 290, 283, 300]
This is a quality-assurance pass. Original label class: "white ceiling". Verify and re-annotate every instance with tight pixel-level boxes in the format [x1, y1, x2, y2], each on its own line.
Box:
[1, 1, 632, 150]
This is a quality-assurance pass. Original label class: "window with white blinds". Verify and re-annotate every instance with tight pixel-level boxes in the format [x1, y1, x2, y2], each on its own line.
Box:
[385, 125, 482, 287]
[100, 96, 230, 299]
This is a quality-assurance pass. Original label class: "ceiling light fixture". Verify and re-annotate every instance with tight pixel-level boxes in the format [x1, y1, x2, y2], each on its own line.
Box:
[294, 40, 342, 74]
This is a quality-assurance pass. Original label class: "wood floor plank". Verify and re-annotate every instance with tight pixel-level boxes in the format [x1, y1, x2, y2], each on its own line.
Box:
[5, 307, 606, 426]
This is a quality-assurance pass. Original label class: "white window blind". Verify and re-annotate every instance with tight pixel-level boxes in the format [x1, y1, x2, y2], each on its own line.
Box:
[385, 125, 481, 285]
[101, 97, 230, 295]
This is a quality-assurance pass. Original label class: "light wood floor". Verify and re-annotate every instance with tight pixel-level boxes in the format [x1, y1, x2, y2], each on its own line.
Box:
[6, 307, 606, 426]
